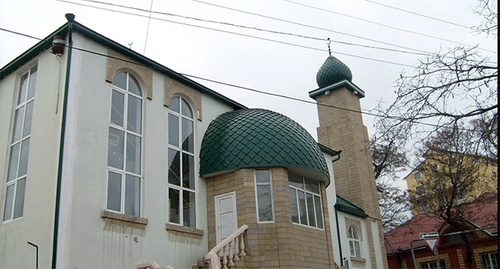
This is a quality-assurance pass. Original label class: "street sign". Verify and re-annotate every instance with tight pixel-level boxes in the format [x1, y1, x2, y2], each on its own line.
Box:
[425, 239, 438, 253]
[420, 232, 439, 239]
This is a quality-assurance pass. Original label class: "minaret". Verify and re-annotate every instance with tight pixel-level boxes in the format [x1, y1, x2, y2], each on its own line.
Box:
[310, 54, 388, 268]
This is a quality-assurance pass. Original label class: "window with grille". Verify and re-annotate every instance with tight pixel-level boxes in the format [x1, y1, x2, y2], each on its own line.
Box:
[289, 172, 324, 229]
[3, 65, 37, 222]
[106, 71, 143, 217]
[168, 96, 196, 228]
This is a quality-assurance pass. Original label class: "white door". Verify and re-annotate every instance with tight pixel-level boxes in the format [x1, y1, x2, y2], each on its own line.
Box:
[215, 192, 237, 243]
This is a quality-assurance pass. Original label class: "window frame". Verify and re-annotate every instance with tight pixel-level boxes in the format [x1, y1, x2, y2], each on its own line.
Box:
[3, 65, 37, 222]
[418, 201, 429, 213]
[415, 185, 426, 196]
[347, 225, 362, 258]
[414, 171, 422, 180]
[288, 172, 324, 229]
[480, 251, 498, 269]
[420, 259, 445, 269]
[167, 96, 196, 228]
[254, 169, 275, 223]
[106, 71, 144, 217]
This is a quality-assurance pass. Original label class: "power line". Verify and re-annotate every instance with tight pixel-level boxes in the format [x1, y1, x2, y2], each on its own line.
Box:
[69, 0, 429, 57]
[191, 0, 433, 55]
[362, 0, 471, 29]
[280, 0, 481, 49]
[0, 26, 486, 132]
[143, 0, 154, 55]
[56, 0, 416, 67]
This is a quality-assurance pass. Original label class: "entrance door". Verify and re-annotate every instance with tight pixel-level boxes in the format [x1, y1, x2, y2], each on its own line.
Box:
[215, 192, 237, 243]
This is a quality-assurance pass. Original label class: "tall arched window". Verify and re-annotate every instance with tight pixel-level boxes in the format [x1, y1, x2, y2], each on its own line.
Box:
[168, 96, 195, 228]
[3, 65, 37, 222]
[348, 225, 361, 258]
[107, 71, 143, 217]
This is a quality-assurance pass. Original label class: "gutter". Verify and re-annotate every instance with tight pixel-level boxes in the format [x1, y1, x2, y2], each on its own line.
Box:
[51, 13, 75, 269]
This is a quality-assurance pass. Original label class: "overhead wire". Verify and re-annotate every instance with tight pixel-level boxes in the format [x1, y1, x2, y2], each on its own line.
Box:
[191, 0, 434, 55]
[0, 26, 477, 131]
[68, 0, 429, 57]
[56, 0, 416, 67]
[279, 0, 487, 51]
[362, 0, 471, 29]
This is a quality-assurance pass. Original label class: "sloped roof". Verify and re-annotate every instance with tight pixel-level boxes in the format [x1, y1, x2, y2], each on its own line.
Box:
[335, 195, 368, 218]
[200, 109, 330, 183]
[384, 192, 498, 254]
[0, 16, 246, 110]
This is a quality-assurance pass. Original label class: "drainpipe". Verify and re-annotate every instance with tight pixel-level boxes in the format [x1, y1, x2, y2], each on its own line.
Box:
[334, 204, 344, 267]
[331, 154, 344, 267]
[51, 13, 75, 269]
[27, 241, 39, 269]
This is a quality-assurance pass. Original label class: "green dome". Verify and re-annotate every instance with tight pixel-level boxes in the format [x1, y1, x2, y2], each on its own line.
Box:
[316, 55, 352, 88]
[200, 109, 329, 182]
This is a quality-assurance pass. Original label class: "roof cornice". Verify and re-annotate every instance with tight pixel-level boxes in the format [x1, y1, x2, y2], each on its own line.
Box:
[0, 20, 246, 110]
[308, 79, 365, 100]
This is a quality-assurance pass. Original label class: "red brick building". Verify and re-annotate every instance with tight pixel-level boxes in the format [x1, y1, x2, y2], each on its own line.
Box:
[385, 192, 498, 269]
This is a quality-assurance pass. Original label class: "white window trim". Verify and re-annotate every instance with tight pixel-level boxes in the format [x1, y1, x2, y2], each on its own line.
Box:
[254, 169, 275, 223]
[106, 72, 144, 217]
[167, 96, 197, 228]
[289, 174, 325, 230]
[348, 225, 362, 258]
[3, 65, 37, 223]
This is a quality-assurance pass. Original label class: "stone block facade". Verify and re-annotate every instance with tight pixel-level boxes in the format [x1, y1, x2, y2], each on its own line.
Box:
[206, 168, 336, 268]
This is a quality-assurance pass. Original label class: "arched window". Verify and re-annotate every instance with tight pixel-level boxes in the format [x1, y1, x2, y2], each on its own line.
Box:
[107, 71, 143, 217]
[3, 65, 37, 222]
[168, 96, 195, 228]
[348, 225, 361, 258]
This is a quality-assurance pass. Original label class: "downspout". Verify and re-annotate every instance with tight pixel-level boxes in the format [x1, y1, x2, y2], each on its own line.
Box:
[51, 13, 75, 269]
[334, 204, 344, 267]
[331, 153, 343, 267]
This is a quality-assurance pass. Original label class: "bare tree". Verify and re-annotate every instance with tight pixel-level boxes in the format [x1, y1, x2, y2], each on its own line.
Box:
[371, 116, 411, 231]
[409, 126, 497, 268]
[378, 0, 497, 151]
[473, 0, 498, 36]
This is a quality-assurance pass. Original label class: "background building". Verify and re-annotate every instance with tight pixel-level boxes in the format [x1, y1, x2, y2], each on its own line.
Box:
[405, 150, 497, 215]
[385, 192, 498, 269]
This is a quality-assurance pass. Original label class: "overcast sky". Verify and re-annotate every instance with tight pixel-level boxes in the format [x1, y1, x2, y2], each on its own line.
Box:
[0, 0, 497, 185]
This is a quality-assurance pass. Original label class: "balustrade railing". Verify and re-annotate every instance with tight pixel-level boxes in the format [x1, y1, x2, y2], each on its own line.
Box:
[137, 261, 174, 269]
[205, 224, 248, 269]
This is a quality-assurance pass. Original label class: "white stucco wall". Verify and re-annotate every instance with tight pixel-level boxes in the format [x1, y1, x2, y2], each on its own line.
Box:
[54, 33, 237, 268]
[0, 48, 66, 268]
[0, 29, 239, 268]
[324, 152, 342, 267]
[337, 211, 372, 269]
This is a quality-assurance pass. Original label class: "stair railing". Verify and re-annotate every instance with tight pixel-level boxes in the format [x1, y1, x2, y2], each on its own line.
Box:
[205, 224, 248, 269]
[137, 261, 174, 269]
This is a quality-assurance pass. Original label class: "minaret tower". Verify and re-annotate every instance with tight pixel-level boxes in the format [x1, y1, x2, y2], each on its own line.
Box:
[310, 53, 388, 268]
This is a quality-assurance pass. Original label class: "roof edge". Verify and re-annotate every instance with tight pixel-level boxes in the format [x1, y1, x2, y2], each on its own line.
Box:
[335, 195, 368, 218]
[0, 19, 246, 110]
[309, 80, 365, 100]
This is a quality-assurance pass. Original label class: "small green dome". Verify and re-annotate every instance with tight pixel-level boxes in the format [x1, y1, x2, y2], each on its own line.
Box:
[316, 55, 352, 88]
[200, 109, 329, 181]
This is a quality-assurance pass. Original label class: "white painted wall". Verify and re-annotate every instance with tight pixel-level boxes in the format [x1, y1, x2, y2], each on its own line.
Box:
[337, 211, 372, 269]
[1, 30, 238, 268]
[0, 48, 66, 268]
[55, 33, 237, 268]
[324, 152, 342, 267]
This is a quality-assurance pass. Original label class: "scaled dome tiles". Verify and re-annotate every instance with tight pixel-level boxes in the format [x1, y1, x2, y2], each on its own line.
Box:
[316, 55, 353, 88]
[200, 109, 329, 182]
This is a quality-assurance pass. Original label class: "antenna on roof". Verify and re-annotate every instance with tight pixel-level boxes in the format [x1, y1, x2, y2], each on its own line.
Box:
[128, 42, 133, 49]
